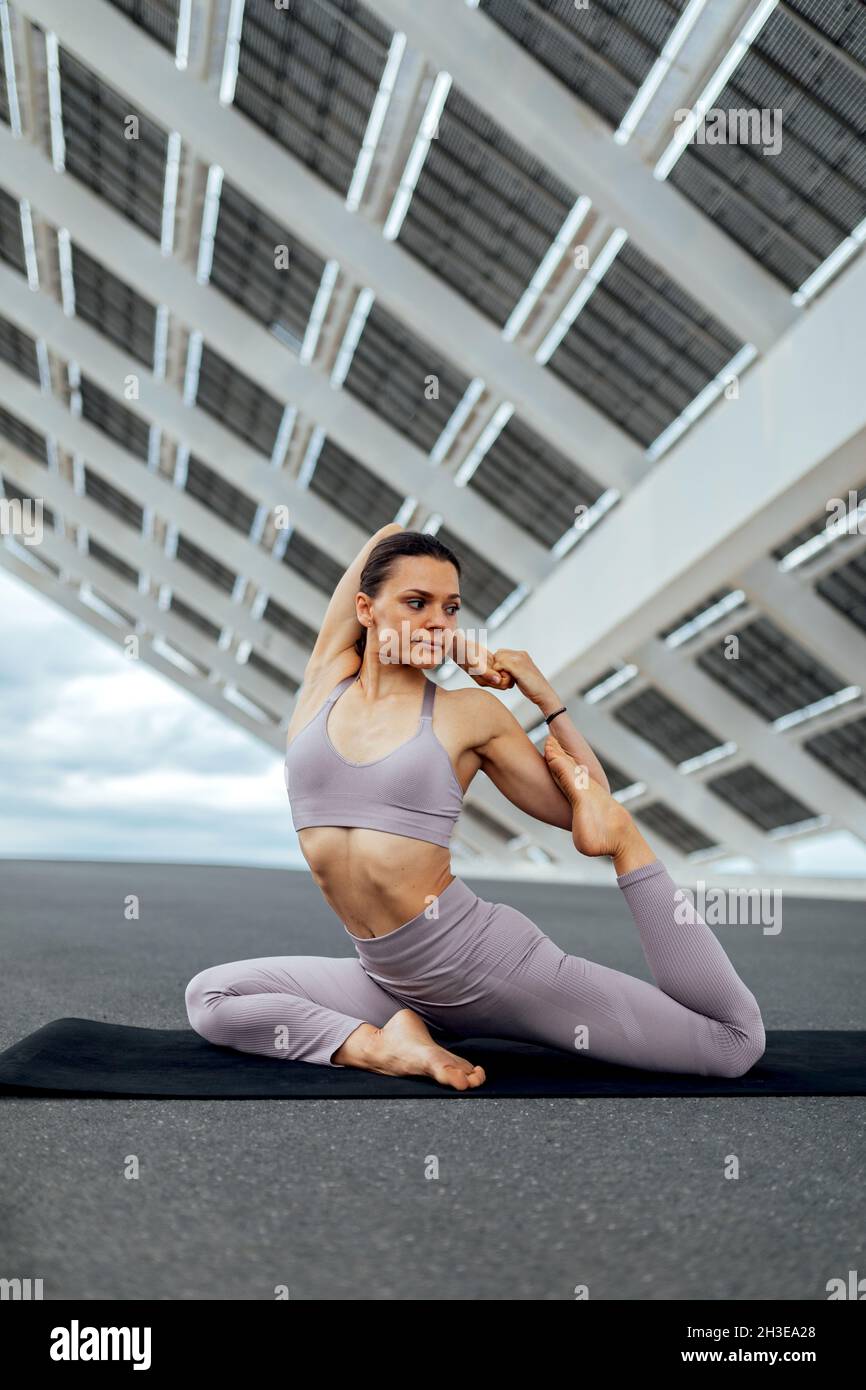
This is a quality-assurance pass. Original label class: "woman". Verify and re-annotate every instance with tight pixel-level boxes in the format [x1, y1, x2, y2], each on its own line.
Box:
[185, 524, 765, 1090]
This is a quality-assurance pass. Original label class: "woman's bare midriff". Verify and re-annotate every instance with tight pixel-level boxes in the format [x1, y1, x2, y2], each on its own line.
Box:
[297, 825, 455, 939]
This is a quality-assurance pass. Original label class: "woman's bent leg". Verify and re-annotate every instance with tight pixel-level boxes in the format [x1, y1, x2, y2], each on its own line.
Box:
[466, 860, 765, 1078]
[184, 955, 404, 1067]
[614, 859, 765, 1074]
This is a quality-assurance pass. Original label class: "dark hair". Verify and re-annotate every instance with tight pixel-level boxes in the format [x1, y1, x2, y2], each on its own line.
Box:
[354, 530, 462, 658]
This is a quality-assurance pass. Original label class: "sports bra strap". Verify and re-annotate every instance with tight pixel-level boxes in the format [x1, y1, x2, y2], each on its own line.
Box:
[324, 673, 435, 716]
[420, 676, 436, 721]
[326, 674, 357, 706]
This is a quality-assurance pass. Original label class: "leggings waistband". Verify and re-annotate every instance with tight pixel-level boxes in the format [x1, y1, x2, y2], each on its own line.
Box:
[343, 876, 482, 964]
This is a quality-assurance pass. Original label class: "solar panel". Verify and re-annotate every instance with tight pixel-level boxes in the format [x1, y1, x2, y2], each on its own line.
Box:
[2, 0, 862, 871]
[467, 412, 605, 547]
[184, 455, 259, 535]
[247, 648, 298, 693]
[195, 343, 284, 458]
[547, 240, 743, 447]
[68, 241, 157, 367]
[706, 762, 816, 830]
[478, 0, 690, 128]
[307, 435, 404, 530]
[1, 476, 55, 527]
[169, 593, 221, 643]
[0, 407, 49, 464]
[634, 800, 718, 855]
[342, 301, 472, 452]
[398, 84, 578, 326]
[83, 466, 144, 530]
[669, 0, 866, 289]
[659, 589, 739, 640]
[282, 528, 345, 596]
[579, 665, 621, 696]
[233, 0, 391, 199]
[0, 315, 40, 382]
[262, 597, 318, 650]
[0, 36, 9, 126]
[0, 187, 25, 273]
[600, 757, 637, 796]
[436, 522, 516, 619]
[58, 48, 169, 244]
[815, 551, 866, 635]
[695, 615, 847, 722]
[209, 179, 327, 346]
[614, 685, 723, 763]
[771, 480, 866, 559]
[175, 533, 236, 593]
[105, 0, 179, 53]
[805, 712, 866, 798]
[88, 536, 139, 585]
[79, 376, 151, 461]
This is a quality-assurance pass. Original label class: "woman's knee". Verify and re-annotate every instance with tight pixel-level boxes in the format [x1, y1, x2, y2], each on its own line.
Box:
[706, 1001, 766, 1078]
[184, 967, 228, 1039]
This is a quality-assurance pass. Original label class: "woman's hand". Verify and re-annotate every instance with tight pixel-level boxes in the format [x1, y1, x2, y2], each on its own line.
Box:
[446, 631, 514, 689]
[485, 648, 557, 707]
[448, 635, 556, 704]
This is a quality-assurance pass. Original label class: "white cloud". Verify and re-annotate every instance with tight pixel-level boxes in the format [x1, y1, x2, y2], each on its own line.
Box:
[0, 569, 304, 867]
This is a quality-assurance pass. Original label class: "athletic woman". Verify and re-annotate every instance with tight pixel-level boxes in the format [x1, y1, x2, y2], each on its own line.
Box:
[185, 525, 765, 1090]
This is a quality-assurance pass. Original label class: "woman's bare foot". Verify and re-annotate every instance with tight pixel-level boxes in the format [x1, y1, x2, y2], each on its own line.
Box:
[543, 733, 656, 874]
[335, 1009, 486, 1091]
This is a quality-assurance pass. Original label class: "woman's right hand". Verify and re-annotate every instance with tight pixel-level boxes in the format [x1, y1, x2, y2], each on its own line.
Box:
[446, 631, 514, 689]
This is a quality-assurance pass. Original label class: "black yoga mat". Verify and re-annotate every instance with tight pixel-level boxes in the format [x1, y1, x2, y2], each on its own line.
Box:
[0, 1018, 864, 1097]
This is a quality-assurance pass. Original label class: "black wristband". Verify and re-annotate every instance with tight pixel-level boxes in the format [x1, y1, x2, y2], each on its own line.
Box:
[544, 706, 568, 725]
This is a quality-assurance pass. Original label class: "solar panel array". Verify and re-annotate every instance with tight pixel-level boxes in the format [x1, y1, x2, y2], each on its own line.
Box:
[397, 83, 578, 325]
[0, 0, 864, 869]
[478, 0, 690, 128]
[669, 0, 866, 290]
[546, 240, 744, 446]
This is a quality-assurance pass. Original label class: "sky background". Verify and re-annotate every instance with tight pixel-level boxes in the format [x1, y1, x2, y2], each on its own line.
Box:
[0, 567, 301, 869]
[1, 566, 865, 878]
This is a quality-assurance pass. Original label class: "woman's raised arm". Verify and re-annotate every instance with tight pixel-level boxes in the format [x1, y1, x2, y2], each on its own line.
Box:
[304, 522, 403, 677]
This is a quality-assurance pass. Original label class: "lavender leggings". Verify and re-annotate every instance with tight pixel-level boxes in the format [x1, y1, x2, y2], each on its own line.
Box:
[184, 859, 766, 1078]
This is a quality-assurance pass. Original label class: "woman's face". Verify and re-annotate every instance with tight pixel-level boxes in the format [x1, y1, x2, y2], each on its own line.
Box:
[364, 555, 461, 667]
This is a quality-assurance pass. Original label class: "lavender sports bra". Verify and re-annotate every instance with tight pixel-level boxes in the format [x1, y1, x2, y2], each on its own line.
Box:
[284, 673, 464, 848]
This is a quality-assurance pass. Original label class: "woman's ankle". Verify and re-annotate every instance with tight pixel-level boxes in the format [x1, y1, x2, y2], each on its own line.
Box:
[331, 1022, 379, 1068]
[611, 818, 657, 877]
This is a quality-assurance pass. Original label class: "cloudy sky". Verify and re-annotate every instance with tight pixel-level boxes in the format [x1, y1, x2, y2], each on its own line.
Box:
[0, 567, 301, 868]
[1, 566, 865, 878]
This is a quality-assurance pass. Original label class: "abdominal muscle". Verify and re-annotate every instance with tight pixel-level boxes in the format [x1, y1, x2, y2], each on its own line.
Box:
[298, 826, 456, 939]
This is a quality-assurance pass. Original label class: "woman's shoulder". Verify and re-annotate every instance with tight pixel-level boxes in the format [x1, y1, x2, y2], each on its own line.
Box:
[433, 681, 509, 743]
